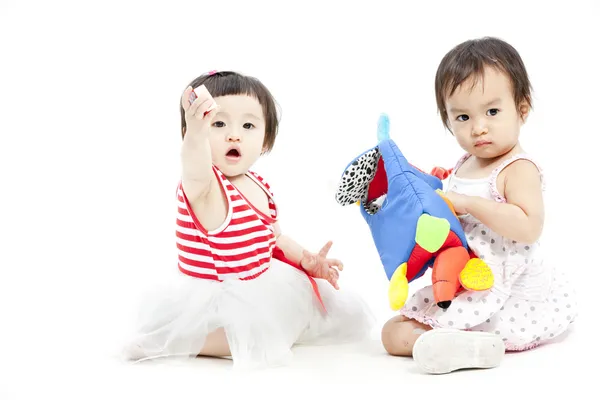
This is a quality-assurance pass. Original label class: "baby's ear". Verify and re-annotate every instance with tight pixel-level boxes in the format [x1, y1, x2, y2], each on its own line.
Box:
[519, 102, 531, 123]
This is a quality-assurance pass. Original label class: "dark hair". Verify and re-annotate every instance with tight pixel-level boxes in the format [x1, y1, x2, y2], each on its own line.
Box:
[435, 37, 533, 131]
[180, 71, 280, 153]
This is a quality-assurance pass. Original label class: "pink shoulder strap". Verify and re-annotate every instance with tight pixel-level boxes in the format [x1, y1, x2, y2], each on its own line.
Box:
[489, 154, 546, 203]
[452, 153, 471, 174]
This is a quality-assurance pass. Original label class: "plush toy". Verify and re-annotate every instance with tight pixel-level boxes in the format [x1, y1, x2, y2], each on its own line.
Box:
[335, 114, 494, 310]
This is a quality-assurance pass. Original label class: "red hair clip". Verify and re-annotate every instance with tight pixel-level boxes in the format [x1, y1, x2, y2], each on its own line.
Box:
[208, 70, 217, 75]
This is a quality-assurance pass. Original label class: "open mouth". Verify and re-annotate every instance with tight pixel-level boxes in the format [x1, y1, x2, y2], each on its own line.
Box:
[226, 148, 241, 158]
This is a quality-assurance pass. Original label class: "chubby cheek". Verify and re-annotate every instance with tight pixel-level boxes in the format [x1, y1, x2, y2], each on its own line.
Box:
[495, 120, 520, 144]
[208, 138, 225, 160]
[247, 134, 266, 154]
[457, 138, 473, 152]
[451, 127, 473, 149]
[243, 142, 264, 163]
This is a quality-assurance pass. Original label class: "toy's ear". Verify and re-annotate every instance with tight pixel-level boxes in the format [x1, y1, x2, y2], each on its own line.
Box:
[377, 113, 390, 143]
[335, 113, 392, 214]
[335, 147, 387, 214]
[335, 148, 380, 206]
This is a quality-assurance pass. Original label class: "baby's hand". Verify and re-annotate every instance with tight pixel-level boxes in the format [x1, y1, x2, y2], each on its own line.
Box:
[300, 241, 343, 290]
[180, 85, 218, 135]
[445, 191, 469, 215]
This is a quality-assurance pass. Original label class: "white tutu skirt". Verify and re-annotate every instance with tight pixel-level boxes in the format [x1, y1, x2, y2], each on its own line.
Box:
[122, 259, 375, 368]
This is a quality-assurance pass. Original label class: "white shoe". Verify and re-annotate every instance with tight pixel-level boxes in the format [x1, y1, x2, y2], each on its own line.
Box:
[413, 329, 505, 374]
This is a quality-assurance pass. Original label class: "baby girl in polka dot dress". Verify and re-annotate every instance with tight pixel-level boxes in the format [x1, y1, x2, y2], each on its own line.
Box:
[381, 37, 577, 374]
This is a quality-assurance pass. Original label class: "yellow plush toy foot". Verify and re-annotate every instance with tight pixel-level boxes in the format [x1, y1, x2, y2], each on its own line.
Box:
[459, 258, 494, 291]
[389, 262, 409, 310]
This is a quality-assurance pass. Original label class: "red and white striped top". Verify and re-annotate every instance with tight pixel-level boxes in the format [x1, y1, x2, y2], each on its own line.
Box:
[175, 166, 279, 281]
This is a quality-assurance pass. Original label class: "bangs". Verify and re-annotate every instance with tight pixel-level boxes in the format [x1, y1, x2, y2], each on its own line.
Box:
[199, 72, 272, 111]
[442, 52, 506, 99]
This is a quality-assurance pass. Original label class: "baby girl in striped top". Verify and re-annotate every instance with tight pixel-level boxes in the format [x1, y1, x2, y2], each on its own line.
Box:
[122, 71, 374, 368]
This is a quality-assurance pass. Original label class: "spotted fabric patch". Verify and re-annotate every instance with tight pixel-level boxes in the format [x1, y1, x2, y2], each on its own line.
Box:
[335, 148, 385, 214]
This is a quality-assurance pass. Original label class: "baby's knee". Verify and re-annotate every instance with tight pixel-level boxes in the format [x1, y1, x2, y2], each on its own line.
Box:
[381, 316, 415, 356]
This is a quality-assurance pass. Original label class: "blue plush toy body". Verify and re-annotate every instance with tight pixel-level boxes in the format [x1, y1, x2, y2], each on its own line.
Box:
[335, 114, 494, 309]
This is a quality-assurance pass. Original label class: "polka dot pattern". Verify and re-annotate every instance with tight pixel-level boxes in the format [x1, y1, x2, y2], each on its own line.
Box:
[397, 153, 577, 351]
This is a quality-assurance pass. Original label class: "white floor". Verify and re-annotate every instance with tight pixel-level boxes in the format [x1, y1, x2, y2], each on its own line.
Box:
[1, 319, 586, 399]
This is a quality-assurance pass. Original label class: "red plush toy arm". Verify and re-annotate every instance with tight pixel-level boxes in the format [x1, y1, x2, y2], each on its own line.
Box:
[430, 166, 453, 180]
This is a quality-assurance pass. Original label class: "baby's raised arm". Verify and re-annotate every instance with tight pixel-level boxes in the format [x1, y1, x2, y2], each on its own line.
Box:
[180, 85, 219, 203]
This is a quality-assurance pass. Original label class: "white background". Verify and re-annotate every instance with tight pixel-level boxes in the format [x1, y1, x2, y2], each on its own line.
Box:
[0, 0, 597, 398]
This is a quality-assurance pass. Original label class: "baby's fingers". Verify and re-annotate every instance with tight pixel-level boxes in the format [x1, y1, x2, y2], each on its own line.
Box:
[327, 258, 344, 272]
[181, 86, 194, 110]
[329, 268, 340, 290]
[181, 86, 207, 116]
[189, 98, 214, 120]
[318, 241, 333, 258]
[183, 85, 218, 119]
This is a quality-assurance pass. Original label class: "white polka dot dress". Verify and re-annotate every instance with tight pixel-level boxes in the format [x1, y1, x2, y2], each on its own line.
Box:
[399, 153, 577, 351]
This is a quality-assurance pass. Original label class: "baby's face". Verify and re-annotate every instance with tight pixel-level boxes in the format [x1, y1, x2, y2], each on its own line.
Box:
[207, 94, 266, 177]
[445, 66, 528, 159]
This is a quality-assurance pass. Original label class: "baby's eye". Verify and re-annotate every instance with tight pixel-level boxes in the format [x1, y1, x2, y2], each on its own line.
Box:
[243, 122, 255, 129]
[457, 115, 469, 122]
[487, 108, 499, 116]
[212, 121, 225, 128]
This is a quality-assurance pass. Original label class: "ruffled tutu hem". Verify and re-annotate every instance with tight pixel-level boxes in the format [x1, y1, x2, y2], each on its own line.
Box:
[122, 259, 375, 368]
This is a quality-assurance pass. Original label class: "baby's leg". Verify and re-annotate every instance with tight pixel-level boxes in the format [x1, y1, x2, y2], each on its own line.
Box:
[381, 315, 431, 356]
[197, 327, 231, 357]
